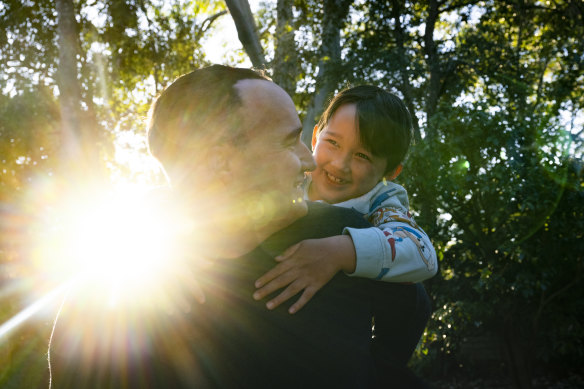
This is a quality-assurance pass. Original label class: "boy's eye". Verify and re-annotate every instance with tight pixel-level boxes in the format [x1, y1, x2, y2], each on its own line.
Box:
[356, 152, 371, 161]
[326, 139, 338, 147]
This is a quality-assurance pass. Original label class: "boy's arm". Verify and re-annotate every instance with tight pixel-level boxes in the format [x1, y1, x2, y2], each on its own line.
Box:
[344, 207, 437, 282]
[253, 210, 438, 312]
[253, 235, 357, 314]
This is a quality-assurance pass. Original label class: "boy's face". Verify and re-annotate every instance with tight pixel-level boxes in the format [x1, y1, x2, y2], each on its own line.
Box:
[309, 103, 388, 204]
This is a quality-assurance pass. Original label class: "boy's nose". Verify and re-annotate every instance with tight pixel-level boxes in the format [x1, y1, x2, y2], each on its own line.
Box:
[331, 153, 351, 173]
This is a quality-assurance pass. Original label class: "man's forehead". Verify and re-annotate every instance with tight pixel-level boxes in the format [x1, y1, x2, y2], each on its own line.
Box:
[235, 78, 301, 137]
[235, 78, 273, 97]
[235, 78, 288, 109]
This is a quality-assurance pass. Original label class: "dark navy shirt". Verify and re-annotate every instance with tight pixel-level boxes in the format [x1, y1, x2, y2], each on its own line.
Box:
[49, 202, 429, 389]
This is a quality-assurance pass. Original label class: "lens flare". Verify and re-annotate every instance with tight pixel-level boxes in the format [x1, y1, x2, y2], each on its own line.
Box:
[36, 185, 189, 307]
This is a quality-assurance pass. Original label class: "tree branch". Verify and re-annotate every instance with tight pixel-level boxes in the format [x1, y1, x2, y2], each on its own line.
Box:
[390, 0, 421, 142]
[440, 0, 482, 15]
[533, 264, 582, 335]
[196, 10, 228, 40]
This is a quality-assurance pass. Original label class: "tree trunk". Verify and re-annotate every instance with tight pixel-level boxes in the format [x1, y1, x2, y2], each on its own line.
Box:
[423, 0, 441, 134]
[225, 0, 352, 147]
[56, 0, 106, 184]
[55, 0, 83, 165]
[390, 0, 421, 142]
[423, 0, 472, 132]
[272, 0, 298, 97]
[300, 0, 353, 147]
[225, 0, 266, 68]
[502, 322, 533, 389]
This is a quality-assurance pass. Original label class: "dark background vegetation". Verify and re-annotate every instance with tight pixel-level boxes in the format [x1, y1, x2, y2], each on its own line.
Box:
[0, 1, 582, 388]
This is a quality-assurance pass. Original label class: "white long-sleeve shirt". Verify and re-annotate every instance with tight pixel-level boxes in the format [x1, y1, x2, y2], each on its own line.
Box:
[306, 178, 438, 283]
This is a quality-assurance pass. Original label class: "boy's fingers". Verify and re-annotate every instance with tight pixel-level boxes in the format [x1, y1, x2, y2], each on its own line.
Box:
[288, 287, 317, 314]
[255, 261, 289, 288]
[266, 281, 304, 310]
[275, 242, 301, 261]
[254, 271, 297, 300]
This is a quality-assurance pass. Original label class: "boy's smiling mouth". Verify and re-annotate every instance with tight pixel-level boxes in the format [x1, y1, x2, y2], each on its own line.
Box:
[324, 169, 349, 185]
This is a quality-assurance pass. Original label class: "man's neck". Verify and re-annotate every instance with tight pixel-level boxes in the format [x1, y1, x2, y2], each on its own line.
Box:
[176, 187, 308, 259]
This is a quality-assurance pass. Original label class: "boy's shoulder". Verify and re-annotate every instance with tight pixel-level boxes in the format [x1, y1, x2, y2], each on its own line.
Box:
[335, 180, 410, 215]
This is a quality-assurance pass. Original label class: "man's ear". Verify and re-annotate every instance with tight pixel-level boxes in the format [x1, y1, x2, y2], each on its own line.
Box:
[210, 145, 234, 181]
[385, 164, 403, 181]
[311, 125, 319, 150]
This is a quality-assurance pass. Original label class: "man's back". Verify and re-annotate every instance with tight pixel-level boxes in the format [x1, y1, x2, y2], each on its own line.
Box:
[49, 202, 429, 388]
[192, 202, 377, 388]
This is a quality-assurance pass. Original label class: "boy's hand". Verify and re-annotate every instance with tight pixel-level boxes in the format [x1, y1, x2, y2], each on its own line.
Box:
[253, 235, 356, 314]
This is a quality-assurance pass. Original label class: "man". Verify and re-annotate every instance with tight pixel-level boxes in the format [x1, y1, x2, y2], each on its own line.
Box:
[49, 65, 431, 388]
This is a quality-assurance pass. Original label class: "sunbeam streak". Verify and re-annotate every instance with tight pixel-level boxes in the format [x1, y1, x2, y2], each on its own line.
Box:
[0, 282, 71, 342]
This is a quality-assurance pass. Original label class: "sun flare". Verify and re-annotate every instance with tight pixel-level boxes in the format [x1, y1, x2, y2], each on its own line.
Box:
[38, 185, 190, 307]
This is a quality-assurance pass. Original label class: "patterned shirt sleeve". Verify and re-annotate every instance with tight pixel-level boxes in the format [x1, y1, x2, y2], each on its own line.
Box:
[343, 205, 438, 283]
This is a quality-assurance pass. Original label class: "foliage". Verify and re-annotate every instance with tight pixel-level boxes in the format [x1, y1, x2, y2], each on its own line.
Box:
[0, 86, 60, 199]
[0, 0, 583, 388]
[1, 0, 225, 184]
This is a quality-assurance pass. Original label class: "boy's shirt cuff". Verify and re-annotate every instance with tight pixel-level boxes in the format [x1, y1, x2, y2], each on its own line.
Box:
[343, 227, 389, 279]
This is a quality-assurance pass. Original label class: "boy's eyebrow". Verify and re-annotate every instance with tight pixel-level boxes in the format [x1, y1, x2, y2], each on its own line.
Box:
[323, 129, 343, 138]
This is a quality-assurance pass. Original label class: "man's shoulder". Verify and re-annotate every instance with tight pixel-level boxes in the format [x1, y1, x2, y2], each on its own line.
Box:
[260, 201, 370, 255]
[306, 201, 370, 226]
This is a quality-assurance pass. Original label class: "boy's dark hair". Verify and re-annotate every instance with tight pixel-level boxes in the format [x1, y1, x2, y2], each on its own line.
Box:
[148, 65, 268, 173]
[315, 85, 413, 175]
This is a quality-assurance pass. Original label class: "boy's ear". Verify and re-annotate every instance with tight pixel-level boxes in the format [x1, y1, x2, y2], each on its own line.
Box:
[311, 125, 319, 150]
[385, 164, 403, 181]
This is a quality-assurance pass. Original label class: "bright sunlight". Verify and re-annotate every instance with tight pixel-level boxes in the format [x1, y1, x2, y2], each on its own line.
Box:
[0, 180, 199, 345]
[37, 184, 191, 307]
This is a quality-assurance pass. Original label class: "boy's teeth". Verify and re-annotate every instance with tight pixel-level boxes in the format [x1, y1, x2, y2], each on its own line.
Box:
[326, 172, 344, 184]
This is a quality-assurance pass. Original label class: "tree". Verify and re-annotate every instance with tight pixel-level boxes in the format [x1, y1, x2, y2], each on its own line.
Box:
[272, 0, 297, 96]
[55, 0, 84, 161]
[399, 2, 584, 387]
[225, 0, 267, 68]
[299, 0, 353, 145]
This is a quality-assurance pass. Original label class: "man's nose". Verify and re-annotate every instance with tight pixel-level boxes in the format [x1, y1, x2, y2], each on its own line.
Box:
[298, 141, 316, 172]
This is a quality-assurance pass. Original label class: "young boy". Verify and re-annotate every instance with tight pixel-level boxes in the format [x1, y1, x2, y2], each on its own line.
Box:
[254, 85, 438, 314]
